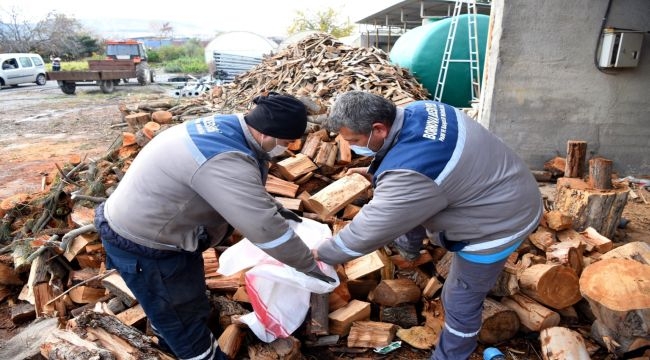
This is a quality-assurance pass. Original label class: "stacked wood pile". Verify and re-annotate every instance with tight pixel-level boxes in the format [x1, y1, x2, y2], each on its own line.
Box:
[117, 32, 430, 124]
[0, 37, 648, 359]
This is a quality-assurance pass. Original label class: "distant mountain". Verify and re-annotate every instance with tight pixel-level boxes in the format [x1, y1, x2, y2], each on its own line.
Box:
[80, 17, 217, 40]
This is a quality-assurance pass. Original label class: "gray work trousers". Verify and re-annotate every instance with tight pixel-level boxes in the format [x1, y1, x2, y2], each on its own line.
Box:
[431, 254, 508, 360]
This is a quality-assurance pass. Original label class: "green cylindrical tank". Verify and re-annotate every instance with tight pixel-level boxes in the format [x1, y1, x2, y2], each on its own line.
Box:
[390, 14, 490, 107]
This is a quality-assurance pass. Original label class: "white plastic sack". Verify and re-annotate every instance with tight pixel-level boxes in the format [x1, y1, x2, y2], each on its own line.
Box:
[217, 217, 339, 342]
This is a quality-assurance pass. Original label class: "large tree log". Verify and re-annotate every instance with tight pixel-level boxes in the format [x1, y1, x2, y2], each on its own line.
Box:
[554, 177, 629, 239]
[478, 298, 520, 345]
[579, 258, 650, 339]
[540, 326, 590, 360]
[518, 263, 582, 309]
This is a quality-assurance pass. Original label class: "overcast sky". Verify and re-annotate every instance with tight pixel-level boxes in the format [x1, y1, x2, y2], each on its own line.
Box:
[0, 0, 398, 37]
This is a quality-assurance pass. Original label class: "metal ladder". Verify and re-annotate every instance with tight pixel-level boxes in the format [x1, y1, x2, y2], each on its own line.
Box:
[433, 0, 481, 103]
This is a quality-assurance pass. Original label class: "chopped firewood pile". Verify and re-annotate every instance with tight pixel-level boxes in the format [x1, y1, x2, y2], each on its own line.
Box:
[1, 33, 649, 360]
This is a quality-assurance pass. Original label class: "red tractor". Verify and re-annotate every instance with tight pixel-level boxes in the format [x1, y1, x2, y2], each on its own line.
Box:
[105, 39, 153, 85]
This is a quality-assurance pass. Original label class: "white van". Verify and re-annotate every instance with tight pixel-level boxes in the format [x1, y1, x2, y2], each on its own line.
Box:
[0, 53, 47, 88]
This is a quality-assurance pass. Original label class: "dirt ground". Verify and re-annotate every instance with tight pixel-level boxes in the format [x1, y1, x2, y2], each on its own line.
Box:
[0, 82, 649, 359]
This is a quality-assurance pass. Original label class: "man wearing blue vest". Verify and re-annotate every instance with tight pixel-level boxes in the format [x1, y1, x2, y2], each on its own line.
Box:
[95, 93, 333, 360]
[315, 91, 542, 359]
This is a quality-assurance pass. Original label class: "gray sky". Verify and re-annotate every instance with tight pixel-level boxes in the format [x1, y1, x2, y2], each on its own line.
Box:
[0, 0, 398, 37]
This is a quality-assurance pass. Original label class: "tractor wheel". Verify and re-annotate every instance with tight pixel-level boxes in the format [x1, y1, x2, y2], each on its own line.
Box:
[59, 81, 76, 95]
[99, 80, 115, 93]
[136, 62, 150, 85]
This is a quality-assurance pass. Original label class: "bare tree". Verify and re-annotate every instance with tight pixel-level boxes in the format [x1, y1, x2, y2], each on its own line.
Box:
[0, 8, 96, 59]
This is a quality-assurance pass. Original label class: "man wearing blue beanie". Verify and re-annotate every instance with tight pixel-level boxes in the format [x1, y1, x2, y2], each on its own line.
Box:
[95, 92, 333, 360]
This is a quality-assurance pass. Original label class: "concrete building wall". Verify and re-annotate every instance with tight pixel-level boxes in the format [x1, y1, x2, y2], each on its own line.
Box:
[479, 0, 650, 176]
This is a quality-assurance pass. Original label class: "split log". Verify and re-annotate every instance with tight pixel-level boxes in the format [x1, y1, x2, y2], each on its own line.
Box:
[41, 328, 115, 360]
[379, 304, 419, 328]
[396, 325, 439, 350]
[347, 321, 396, 348]
[543, 210, 573, 231]
[368, 279, 421, 306]
[0, 262, 22, 285]
[68, 286, 106, 304]
[599, 241, 649, 264]
[518, 263, 582, 309]
[63, 232, 98, 261]
[275, 154, 317, 181]
[580, 226, 613, 253]
[218, 324, 246, 360]
[579, 258, 650, 339]
[328, 299, 371, 336]
[64, 310, 174, 360]
[501, 293, 560, 332]
[589, 157, 613, 190]
[265, 174, 299, 198]
[301, 129, 329, 159]
[343, 250, 385, 280]
[555, 177, 629, 239]
[101, 272, 137, 307]
[540, 326, 591, 360]
[528, 226, 557, 251]
[421, 299, 445, 343]
[306, 293, 329, 336]
[115, 304, 146, 327]
[479, 298, 520, 345]
[422, 277, 443, 299]
[11, 302, 35, 325]
[489, 264, 519, 297]
[335, 135, 351, 165]
[341, 204, 361, 219]
[544, 156, 566, 178]
[274, 197, 302, 212]
[545, 240, 583, 276]
[314, 142, 338, 167]
[435, 251, 453, 279]
[564, 140, 587, 178]
[307, 173, 371, 219]
[124, 112, 151, 131]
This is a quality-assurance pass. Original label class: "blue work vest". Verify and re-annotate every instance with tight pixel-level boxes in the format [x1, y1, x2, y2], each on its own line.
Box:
[371, 101, 461, 186]
[185, 114, 267, 178]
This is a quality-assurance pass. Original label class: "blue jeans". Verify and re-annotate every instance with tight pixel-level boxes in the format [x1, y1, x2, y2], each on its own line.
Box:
[96, 204, 226, 360]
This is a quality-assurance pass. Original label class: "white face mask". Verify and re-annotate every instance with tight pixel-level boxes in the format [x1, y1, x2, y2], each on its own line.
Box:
[267, 138, 287, 158]
[350, 129, 377, 156]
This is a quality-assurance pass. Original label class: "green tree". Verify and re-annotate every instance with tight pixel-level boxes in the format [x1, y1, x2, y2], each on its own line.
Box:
[288, 8, 354, 38]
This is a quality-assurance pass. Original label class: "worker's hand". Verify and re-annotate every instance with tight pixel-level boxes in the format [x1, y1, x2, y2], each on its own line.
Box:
[278, 207, 302, 222]
[345, 167, 372, 181]
[303, 265, 336, 283]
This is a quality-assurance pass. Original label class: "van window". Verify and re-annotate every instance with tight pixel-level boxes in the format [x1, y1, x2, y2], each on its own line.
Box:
[31, 56, 43, 66]
[19, 57, 33, 68]
[2, 58, 18, 70]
